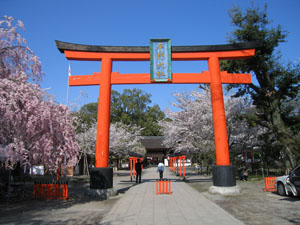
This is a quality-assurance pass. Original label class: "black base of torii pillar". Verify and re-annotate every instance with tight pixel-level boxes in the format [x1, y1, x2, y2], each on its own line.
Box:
[212, 165, 236, 187]
[90, 168, 113, 189]
[208, 165, 240, 195]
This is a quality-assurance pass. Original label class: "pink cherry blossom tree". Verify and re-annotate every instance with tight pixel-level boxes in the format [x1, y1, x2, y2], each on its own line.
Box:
[109, 123, 145, 158]
[76, 122, 144, 160]
[159, 87, 265, 167]
[0, 16, 42, 82]
[0, 16, 79, 171]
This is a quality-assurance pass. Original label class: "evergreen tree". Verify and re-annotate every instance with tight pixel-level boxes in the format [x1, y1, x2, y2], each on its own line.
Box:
[222, 4, 300, 168]
[110, 88, 165, 136]
[76, 88, 165, 136]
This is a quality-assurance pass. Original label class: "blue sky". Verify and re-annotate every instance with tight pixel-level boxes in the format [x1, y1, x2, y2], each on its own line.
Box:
[2, 0, 300, 111]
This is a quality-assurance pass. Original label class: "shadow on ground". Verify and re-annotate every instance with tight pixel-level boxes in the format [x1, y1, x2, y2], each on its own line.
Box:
[0, 171, 134, 225]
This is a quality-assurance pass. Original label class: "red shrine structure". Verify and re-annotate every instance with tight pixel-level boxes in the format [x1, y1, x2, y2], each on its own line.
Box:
[56, 40, 260, 189]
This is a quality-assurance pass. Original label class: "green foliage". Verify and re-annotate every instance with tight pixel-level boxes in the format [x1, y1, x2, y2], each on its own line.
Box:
[75, 88, 165, 136]
[111, 88, 165, 136]
[73, 102, 98, 133]
[222, 4, 300, 168]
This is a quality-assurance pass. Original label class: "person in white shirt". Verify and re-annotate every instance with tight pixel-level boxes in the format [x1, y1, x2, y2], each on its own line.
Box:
[157, 161, 165, 180]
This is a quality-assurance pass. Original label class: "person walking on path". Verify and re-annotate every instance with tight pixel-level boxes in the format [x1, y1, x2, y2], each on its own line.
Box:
[135, 159, 142, 183]
[157, 161, 165, 180]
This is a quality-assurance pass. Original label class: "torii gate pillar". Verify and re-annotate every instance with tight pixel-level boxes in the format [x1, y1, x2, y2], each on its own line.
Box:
[208, 56, 235, 188]
[96, 57, 112, 168]
[56, 40, 260, 191]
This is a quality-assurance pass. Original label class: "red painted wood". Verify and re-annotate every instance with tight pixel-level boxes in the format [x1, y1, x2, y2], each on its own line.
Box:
[69, 71, 251, 86]
[95, 57, 112, 168]
[208, 56, 230, 165]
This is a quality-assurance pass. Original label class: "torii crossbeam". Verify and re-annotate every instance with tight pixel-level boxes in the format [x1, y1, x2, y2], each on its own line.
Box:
[56, 40, 260, 190]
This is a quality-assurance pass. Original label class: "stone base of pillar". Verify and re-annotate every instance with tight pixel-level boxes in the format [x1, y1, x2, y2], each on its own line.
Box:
[208, 185, 241, 195]
[90, 167, 113, 189]
[84, 187, 117, 200]
[212, 165, 236, 187]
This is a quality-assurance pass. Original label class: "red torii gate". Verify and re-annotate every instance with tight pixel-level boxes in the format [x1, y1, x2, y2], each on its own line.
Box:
[170, 154, 186, 177]
[56, 40, 259, 189]
[128, 152, 143, 182]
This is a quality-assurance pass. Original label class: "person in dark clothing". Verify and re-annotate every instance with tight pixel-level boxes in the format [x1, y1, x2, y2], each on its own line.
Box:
[135, 159, 142, 183]
[240, 166, 248, 181]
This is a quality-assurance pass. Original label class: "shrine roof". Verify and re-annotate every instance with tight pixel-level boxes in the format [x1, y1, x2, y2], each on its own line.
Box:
[140, 136, 169, 150]
[56, 40, 262, 54]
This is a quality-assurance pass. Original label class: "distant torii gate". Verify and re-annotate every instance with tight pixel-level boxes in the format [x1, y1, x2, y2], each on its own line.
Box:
[56, 40, 259, 190]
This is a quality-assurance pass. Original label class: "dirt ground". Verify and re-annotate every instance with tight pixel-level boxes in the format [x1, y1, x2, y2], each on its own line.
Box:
[0, 168, 300, 225]
[186, 168, 300, 225]
[0, 173, 132, 225]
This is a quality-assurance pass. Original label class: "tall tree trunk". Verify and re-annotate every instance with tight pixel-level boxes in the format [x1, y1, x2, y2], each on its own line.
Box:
[268, 103, 299, 169]
[273, 127, 298, 169]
